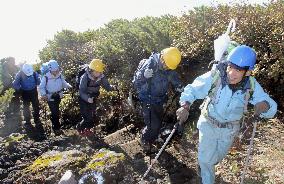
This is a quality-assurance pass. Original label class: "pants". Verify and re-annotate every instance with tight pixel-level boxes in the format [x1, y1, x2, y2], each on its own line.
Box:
[197, 115, 240, 184]
[141, 103, 163, 143]
[47, 99, 61, 130]
[22, 88, 40, 124]
[79, 97, 96, 130]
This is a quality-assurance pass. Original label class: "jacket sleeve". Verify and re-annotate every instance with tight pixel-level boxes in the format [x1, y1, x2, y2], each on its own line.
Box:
[133, 59, 155, 91]
[79, 73, 89, 102]
[39, 75, 47, 96]
[179, 71, 213, 105]
[12, 72, 21, 91]
[101, 77, 113, 91]
[36, 73, 41, 86]
[61, 75, 72, 89]
[168, 70, 183, 90]
[249, 79, 277, 119]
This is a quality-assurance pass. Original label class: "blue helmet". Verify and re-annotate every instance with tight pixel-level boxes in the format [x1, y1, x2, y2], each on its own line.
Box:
[40, 62, 49, 75]
[48, 60, 60, 71]
[227, 45, 256, 70]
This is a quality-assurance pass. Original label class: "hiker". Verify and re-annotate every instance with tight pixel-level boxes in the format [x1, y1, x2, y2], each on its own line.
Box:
[39, 60, 72, 135]
[39, 62, 50, 78]
[13, 63, 42, 127]
[77, 59, 117, 136]
[176, 45, 277, 184]
[133, 47, 184, 152]
[1, 57, 21, 116]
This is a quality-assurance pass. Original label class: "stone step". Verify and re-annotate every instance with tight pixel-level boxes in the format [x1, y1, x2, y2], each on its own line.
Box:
[103, 124, 136, 146]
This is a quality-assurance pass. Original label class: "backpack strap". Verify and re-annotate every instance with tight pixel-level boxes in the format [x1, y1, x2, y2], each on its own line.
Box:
[243, 76, 255, 113]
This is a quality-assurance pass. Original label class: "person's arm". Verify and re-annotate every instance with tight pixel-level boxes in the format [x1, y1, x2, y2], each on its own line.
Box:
[12, 72, 21, 91]
[134, 59, 154, 91]
[249, 79, 277, 118]
[79, 73, 89, 102]
[179, 71, 213, 105]
[101, 77, 115, 92]
[61, 74, 72, 89]
[36, 72, 41, 86]
[177, 71, 214, 123]
[168, 70, 183, 92]
[39, 75, 47, 97]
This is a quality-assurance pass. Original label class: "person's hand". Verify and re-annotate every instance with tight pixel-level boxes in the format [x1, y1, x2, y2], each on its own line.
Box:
[176, 106, 190, 124]
[41, 95, 48, 101]
[254, 101, 269, 116]
[144, 69, 153, 79]
[112, 85, 118, 92]
[176, 86, 184, 93]
[87, 97, 94, 104]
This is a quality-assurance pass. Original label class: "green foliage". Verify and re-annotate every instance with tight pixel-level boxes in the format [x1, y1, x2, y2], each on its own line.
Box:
[38, 2, 284, 124]
[0, 62, 15, 114]
[173, 1, 284, 109]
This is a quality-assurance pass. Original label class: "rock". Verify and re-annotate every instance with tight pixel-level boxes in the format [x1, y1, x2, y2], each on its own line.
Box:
[79, 148, 126, 183]
[58, 170, 77, 184]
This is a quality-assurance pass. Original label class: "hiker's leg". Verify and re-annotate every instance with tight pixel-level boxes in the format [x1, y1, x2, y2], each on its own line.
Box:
[141, 103, 163, 143]
[48, 99, 61, 131]
[197, 117, 219, 184]
[79, 98, 92, 130]
[30, 89, 41, 124]
[22, 91, 31, 124]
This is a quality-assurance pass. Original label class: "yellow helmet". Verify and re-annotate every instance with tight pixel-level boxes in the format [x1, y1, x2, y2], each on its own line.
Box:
[89, 59, 105, 72]
[161, 47, 181, 70]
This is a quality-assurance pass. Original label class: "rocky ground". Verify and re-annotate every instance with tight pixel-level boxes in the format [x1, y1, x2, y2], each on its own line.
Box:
[0, 109, 283, 184]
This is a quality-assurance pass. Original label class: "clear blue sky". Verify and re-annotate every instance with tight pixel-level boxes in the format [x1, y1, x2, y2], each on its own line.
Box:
[0, 0, 268, 64]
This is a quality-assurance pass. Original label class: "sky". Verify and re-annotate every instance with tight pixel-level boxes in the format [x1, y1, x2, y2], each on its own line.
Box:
[0, 0, 269, 64]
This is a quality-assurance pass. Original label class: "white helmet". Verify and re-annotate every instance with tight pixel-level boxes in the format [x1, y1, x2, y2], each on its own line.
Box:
[22, 64, 34, 76]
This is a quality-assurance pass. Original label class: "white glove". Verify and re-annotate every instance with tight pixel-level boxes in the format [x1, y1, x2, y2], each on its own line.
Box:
[176, 106, 190, 124]
[144, 69, 153, 79]
[87, 97, 94, 103]
[176, 86, 184, 93]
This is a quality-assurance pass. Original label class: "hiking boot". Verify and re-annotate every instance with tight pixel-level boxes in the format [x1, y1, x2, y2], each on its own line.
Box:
[79, 128, 93, 137]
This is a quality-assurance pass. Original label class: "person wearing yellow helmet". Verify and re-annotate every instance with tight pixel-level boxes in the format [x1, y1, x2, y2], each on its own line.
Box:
[132, 47, 184, 152]
[77, 59, 117, 136]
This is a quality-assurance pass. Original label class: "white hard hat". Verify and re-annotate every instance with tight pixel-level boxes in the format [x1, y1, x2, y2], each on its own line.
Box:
[48, 59, 60, 71]
[22, 64, 34, 76]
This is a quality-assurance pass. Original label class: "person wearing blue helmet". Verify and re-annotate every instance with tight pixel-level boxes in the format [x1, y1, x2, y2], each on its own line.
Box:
[176, 45, 277, 184]
[39, 60, 72, 135]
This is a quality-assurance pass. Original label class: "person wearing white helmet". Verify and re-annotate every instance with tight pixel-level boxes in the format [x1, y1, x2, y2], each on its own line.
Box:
[39, 59, 72, 135]
[13, 63, 43, 133]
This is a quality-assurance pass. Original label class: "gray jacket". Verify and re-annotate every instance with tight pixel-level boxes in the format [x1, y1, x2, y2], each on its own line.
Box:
[79, 69, 114, 102]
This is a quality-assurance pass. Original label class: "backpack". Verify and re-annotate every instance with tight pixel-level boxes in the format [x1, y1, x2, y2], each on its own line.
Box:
[132, 58, 158, 91]
[75, 64, 88, 89]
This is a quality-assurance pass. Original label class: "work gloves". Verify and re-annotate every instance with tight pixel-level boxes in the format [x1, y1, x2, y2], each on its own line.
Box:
[254, 101, 270, 116]
[175, 85, 184, 93]
[87, 97, 94, 104]
[144, 69, 153, 79]
[176, 105, 190, 124]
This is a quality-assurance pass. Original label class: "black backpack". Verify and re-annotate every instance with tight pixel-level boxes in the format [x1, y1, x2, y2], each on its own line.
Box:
[75, 64, 88, 89]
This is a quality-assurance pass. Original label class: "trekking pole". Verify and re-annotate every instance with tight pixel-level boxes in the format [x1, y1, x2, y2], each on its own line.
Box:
[240, 116, 259, 184]
[140, 122, 179, 183]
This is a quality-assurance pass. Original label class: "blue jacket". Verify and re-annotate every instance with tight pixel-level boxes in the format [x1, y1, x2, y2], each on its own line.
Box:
[133, 53, 182, 104]
[39, 72, 72, 101]
[13, 71, 40, 91]
[180, 65, 277, 122]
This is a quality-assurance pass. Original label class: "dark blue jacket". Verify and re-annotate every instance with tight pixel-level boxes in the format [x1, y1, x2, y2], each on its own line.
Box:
[133, 53, 182, 104]
[13, 71, 40, 91]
